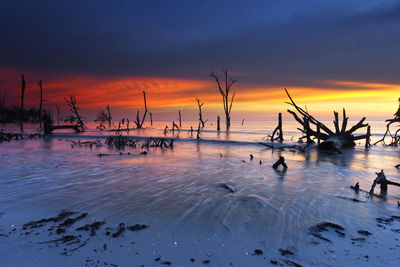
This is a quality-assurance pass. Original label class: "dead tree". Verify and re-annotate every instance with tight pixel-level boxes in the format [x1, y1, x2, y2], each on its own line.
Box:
[56, 105, 60, 125]
[95, 110, 108, 130]
[196, 122, 201, 140]
[37, 80, 44, 128]
[134, 91, 148, 129]
[64, 95, 85, 130]
[210, 71, 236, 130]
[179, 110, 182, 128]
[365, 125, 371, 148]
[172, 121, 179, 134]
[374, 98, 400, 146]
[20, 74, 26, 132]
[369, 170, 400, 195]
[196, 97, 207, 127]
[217, 116, 220, 131]
[150, 112, 153, 126]
[106, 104, 112, 127]
[285, 89, 368, 150]
[270, 112, 283, 142]
[0, 93, 6, 110]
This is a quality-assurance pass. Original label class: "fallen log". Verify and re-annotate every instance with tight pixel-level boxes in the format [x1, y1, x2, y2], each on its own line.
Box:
[259, 142, 305, 152]
[44, 124, 82, 134]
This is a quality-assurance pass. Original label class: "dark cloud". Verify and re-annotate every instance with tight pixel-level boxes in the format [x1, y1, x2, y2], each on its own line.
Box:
[1, 0, 400, 87]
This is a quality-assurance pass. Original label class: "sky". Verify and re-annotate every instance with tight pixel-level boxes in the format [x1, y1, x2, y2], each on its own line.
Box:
[1, 0, 400, 121]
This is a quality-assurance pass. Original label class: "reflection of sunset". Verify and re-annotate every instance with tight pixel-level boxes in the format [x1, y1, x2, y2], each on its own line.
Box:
[1, 67, 399, 120]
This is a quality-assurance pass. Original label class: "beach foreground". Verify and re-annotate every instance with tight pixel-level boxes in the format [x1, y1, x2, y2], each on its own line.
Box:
[1, 123, 400, 266]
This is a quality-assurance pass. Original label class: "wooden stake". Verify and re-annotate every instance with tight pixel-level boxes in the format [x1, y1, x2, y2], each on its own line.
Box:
[38, 80, 43, 128]
[20, 74, 26, 132]
[150, 112, 153, 126]
[106, 104, 112, 127]
[365, 125, 371, 148]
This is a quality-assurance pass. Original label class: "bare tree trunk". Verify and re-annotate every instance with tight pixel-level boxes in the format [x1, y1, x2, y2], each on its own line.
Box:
[172, 121, 179, 134]
[217, 116, 220, 132]
[365, 125, 371, 148]
[56, 105, 60, 125]
[196, 122, 201, 140]
[64, 95, 85, 130]
[0, 93, 6, 110]
[210, 70, 236, 130]
[196, 98, 207, 127]
[20, 74, 26, 132]
[134, 91, 148, 128]
[38, 80, 43, 128]
[107, 104, 112, 127]
[271, 112, 283, 142]
[150, 112, 153, 126]
[179, 110, 182, 128]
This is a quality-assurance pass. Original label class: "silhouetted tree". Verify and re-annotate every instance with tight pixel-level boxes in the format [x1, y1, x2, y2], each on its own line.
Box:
[64, 95, 85, 130]
[106, 104, 112, 127]
[210, 70, 236, 130]
[37, 80, 44, 128]
[20, 74, 26, 132]
[196, 97, 207, 127]
[134, 91, 148, 128]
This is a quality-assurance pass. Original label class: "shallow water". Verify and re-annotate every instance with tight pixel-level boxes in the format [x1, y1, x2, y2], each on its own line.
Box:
[1, 121, 400, 266]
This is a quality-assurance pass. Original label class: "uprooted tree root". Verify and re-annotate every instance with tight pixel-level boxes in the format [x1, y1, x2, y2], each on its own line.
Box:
[285, 89, 369, 150]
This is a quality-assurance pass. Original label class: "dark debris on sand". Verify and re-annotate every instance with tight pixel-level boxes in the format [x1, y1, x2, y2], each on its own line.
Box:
[309, 221, 345, 242]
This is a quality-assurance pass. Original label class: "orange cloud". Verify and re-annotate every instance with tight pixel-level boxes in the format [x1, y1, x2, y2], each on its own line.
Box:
[0, 67, 399, 121]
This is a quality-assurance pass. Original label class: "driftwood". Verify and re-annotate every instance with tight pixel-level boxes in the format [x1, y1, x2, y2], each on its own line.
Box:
[105, 136, 173, 150]
[141, 137, 173, 149]
[272, 156, 288, 169]
[374, 99, 400, 146]
[369, 170, 400, 195]
[71, 139, 102, 149]
[285, 89, 369, 150]
[105, 136, 138, 149]
[259, 142, 305, 152]
[134, 91, 148, 129]
[45, 124, 82, 134]
[0, 131, 41, 143]
[270, 112, 283, 142]
[350, 182, 384, 199]
[210, 70, 236, 130]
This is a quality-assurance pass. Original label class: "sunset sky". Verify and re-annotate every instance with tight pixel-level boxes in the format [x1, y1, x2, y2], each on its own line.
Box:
[1, 1, 400, 121]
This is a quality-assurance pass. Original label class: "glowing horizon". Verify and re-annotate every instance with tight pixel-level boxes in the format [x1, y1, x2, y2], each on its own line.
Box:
[0, 67, 399, 122]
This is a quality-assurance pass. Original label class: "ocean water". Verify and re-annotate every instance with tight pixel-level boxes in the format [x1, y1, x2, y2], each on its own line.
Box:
[1, 120, 400, 266]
